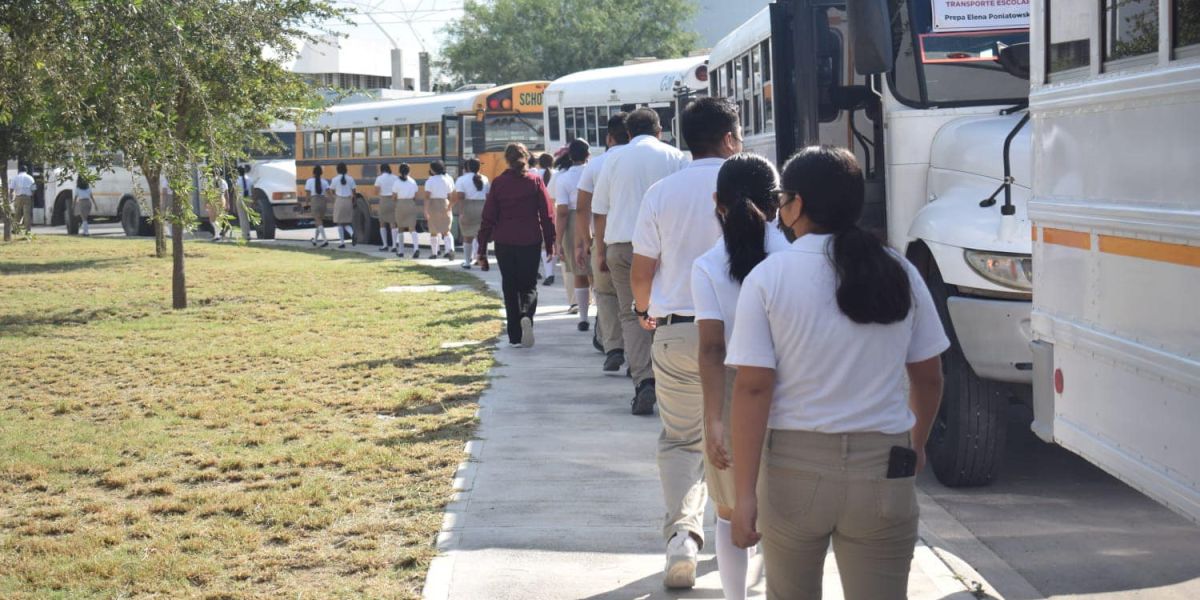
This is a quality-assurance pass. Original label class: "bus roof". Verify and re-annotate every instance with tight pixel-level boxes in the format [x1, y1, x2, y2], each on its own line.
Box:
[309, 82, 546, 130]
[545, 56, 710, 107]
[709, 7, 770, 68]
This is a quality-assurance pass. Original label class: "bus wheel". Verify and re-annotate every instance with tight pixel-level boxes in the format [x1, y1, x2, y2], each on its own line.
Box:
[352, 196, 379, 245]
[52, 191, 73, 229]
[912, 244, 1008, 487]
[254, 193, 276, 240]
[120, 200, 152, 237]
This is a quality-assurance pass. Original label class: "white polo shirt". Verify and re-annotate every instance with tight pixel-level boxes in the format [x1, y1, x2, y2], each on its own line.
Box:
[577, 145, 626, 195]
[553, 165, 585, 210]
[725, 233, 950, 434]
[456, 173, 490, 200]
[691, 226, 793, 346]
[376, 172, 397, 197]
[592, 135, 688, 244]
[9, 172, 35, 196]
[236, 174, 253, 198]
[631, 157, 725, 317]
[304, 178, 329, 195]
[391, 176, 418, 199]
[74, 186, 92, 200]
[424, 173, 453, 199]
[331, 174, 356, 197]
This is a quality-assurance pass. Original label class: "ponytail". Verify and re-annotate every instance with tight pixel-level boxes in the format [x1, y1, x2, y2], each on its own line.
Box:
[537, 153, 554, 187]
[466, 158, 483, 190]
[313, 165, 324, 194]
[336, 162, 347, 186]
[715, 154, 780, 283]
[780, 146, 910, 325]
[398, 163, 410, 181]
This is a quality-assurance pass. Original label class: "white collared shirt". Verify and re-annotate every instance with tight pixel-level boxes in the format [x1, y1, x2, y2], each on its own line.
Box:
[455, 173, 489, 200]
[74, 187, 92, 200]
[304, 177, 329, 195]
[331, 174, 356, 197]
[9, 172, 35, 196]
[237, 174, 253, 197]
[553, 165, 585, 210]
[376, 172, 397, 197]
[424, 173, 453, 199]
[631, 157, 725, 317]
[725, 233, 950, 434]
[692, 226, 793, 346]
[577, 145, 626, 195]
[391, 176, 418, 199]
[592, 135, 688, 244]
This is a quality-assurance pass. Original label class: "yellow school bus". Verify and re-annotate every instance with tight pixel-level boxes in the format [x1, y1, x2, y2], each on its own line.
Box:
[295, 82, 548, 242]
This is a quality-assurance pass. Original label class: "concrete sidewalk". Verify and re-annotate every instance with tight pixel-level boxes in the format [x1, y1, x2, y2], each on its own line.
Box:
[420, 260, 997, 600]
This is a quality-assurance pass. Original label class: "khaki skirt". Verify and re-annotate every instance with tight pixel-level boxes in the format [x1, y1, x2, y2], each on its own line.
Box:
[333, 195, 353, 224]
[308, 194, 328, 221]
[426, 197, 452, 234]
[704, 367, 738, 508]
[395, 197, 419, 230]
[459, 199, 485, 237]
[74, 197, 93, 218]
[378, 196, 397, 225]
[561, 210, 589, 276]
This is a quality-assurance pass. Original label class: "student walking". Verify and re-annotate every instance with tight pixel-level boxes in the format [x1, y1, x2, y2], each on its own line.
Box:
[208, 169, 230, 242]
[424, 161, 456, 260]
[576, 113, 630, 372]
[476, 143, 556, 348]
[727, 147, 949, 600]
[73, 175, 94, 236]
[304, 165, 330, 247]
[376, 164, 398, 252]
[629, 98, 742, 588]
[234, 165, 254, 241]
[453, 158, 490, 269]
[592, 108, 688, 415]
[690, 153, 790, 600]
[331, 162, 356, 248]
[536, 153, 558, 286]
[8, 164, 36, 234]
[392, 163, 421, 258]
[554, 139, 591, 331]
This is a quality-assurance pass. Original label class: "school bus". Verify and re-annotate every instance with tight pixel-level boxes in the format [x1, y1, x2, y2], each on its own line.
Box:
[295, 82, 549, 244]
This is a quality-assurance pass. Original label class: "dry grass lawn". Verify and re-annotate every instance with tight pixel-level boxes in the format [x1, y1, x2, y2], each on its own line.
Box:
[0, 236, 500, 598]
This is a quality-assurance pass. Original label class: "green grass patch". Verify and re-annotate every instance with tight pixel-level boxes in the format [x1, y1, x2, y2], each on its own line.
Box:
[0, 236, 500, 598]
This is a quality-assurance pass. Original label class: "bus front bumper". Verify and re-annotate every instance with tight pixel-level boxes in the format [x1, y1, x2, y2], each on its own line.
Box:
[946, 295, 1034, 384]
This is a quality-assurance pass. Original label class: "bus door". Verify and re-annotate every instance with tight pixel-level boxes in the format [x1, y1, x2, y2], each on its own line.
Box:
[441, 115, 463, 176]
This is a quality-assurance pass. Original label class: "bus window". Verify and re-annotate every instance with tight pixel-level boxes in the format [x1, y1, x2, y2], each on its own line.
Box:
[396, 125, 410, 156]
[760, 40, 771, 84]
[653, 105, 676, 147]
[762, 41, 774, 131]
[484, 114, 545, 152]
[444, 119, 459, 158]
[339, 130, 351, 158]
[1177, 0, 1200, 51]
[353, 129, 366, 157]
[548, 106, 561, 142]
[368, 127, 380, 157]
[248, 131, 295, 160]
[586, 106, 598, 145]
[564, 108, 576, 141]
[302, 132, 313, 160]
[598, 110, 609, 144]
[1048, 0, 1092, 76]
[751, 47, 763, 134]
[381, 127, 394, 157]
[1104, 0, 1158, 62]
[313, 132, 326, 159]
[426, 123, 440, 156]
[411, 124, 424, 155]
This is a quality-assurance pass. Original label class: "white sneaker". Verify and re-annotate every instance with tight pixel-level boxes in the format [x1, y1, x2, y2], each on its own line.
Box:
[520, 317, 534, 348]
[663, 533, 698, 589]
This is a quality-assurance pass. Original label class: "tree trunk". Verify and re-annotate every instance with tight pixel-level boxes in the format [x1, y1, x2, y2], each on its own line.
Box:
[171, 188, 187, 309]
[1, 171, 11, 242]
[142, 166, 166, 257]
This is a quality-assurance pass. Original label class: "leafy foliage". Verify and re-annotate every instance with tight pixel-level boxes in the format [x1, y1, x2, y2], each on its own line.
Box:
[440, 0, 699, 86]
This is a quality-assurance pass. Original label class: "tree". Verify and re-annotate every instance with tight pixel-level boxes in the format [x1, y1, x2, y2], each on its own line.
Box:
[440, 0, 698, 85]
[73, 0, 341, 308]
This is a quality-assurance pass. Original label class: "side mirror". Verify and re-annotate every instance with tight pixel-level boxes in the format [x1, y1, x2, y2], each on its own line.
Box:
[998, 42, 1031, 81]
[848, 0, 894, 74]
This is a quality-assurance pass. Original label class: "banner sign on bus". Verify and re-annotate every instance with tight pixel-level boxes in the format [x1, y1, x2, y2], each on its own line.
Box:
[931, 0, 1030, 32]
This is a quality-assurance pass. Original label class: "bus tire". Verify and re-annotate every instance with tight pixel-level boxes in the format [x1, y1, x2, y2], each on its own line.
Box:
[52, 191, 72, 228]
[910, 243, 1008, 487]
[352, 196, 379, 245]
[254, 193, 276, 240]
[120, 199, 153, 237]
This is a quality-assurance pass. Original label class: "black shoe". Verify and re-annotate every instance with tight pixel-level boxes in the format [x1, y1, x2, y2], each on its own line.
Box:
[378, 246, 390, 252]
[577, 321, 589, 332]
[447, 252, 456, 261]
[542, 275, 555, 287]
[412, 250, 420, 259]
[631, 379, 656, 416]
[603, 350, 624, 373]
[321, 241, 329, 248]
[338, 243, 346, 249]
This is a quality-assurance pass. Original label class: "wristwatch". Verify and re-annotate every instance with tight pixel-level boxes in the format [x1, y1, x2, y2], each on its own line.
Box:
[632, 302, 650, 319]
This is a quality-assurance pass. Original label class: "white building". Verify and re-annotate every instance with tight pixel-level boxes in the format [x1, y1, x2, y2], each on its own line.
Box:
[691, 0, 771, 48]
[289, 35, 427, 92]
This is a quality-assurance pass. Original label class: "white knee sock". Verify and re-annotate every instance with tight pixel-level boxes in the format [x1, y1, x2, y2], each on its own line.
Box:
[392, 228, 400, 248]
[434, 234, 443, 256]
[379, 226, 388, 246]
[471, 238, 479, 258]
[575, 288, 589, 322]
[337, 226, 346, 242]
[445, 232, 455, 253]
[715, 517, 750, 600]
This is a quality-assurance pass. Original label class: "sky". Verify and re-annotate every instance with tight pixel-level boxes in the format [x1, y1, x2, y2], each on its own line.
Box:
[326, 0, 464, 55]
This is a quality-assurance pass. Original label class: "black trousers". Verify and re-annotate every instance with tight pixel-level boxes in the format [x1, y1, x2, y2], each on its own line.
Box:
[494, 243, 542, 343]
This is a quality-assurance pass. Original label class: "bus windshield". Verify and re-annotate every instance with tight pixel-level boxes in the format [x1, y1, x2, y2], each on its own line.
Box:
[484, 115, 545, 153]
[248, 132, 296, 161]
[890, 0, 1029, 107]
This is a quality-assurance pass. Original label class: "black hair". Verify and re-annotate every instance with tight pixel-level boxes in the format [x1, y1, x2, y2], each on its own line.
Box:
[76, 175, 90, 190]
[625, 108, 661, 138]
[553, 153, 572, 171]
[465, 158, 483, 191]
[537, 153, 553, 187]
[716, 154, 780, 283]
[780, 146, 911, 324]
[568, 139, 590, 163]
[17, 164, 27, 173]
[336, 162, 347, 185]
[312, 165, 324, 194]
[682, 97, 739, 157]
[607, 112, 630, 145]
[236, 165, 246, 176]
[398, 163, 411, 181]
[380, 163, 392, 174]
[431, 160, 446, 175]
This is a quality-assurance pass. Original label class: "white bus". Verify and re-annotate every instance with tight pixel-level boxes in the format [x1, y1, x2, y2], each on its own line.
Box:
[1027, 0, 1200, 523]
[542, 56, 709, 156]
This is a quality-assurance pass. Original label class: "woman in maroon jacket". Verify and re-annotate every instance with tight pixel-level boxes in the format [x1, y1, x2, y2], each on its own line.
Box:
[477, 143, 557, 348]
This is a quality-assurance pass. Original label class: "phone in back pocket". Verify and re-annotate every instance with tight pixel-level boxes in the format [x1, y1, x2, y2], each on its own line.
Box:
[886, 446, 918, 479]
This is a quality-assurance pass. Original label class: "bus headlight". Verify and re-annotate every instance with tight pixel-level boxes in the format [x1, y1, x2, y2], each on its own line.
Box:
[964, 250, 1033, 291]
[271, 191, 297, 201]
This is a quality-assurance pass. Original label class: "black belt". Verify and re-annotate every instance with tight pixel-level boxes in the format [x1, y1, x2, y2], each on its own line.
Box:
[661, 314, 695, 325]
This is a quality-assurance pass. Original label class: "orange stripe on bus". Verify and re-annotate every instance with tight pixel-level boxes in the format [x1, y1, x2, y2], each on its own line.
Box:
[1042, 228, 1090, 250]
[1099, 235, 1200, 268]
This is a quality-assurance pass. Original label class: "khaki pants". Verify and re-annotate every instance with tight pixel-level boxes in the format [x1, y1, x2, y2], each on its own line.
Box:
[651, 321, 707, 545]
[606, 242, 653, 385]
[14, 194, 33, 232]
[760, 430, 918, 600]
[592, 239, 622, 353]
